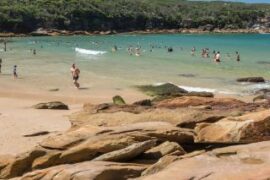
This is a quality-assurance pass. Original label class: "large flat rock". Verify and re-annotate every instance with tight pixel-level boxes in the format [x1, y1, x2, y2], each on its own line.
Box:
[19, 161, 146, 180]
[141, 141, 270, 180]
[195, 110, 270, 143]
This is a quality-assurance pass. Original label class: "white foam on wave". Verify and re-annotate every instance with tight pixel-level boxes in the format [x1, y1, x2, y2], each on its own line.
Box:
[246, 82, 270, 90]
[75, 47, 107, 55]
[179, 85, 216, 93]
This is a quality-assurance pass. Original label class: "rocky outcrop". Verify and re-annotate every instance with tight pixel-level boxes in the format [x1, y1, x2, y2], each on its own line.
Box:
[94, 140, 156, 162]
[136, 83, 188, 97]
[30, 28, 51, 36]
[237, 77, 265, 83]
[33, 102, 69, 110]
[19, 161, 146, 180]
[1, 96, 270, 179]
[142, 150, 205, 176]
[0, 121, 194, 178]
[133, 99, 152, 106]
[195, 110, 270, 143]
[141, 141, 270, 180]
[142, 141, 185, 159]
[155, 96, 246, 110]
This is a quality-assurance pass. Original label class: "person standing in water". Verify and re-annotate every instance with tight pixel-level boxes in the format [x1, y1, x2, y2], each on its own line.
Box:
[4, 41, 7, 52]
[112, 45, 118, 52]
[13, 65, 18, 79]
[191, 47, 196, 56]
[215, 51, 221, 63]
[236, 51, 240, 62]
[70, 64, 80, 89]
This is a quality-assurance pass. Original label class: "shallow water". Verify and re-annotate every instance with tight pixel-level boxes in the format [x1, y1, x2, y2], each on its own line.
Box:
[1, 34, 270, 95]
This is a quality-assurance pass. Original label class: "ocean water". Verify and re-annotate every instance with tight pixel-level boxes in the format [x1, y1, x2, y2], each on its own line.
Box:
[1, 34, 270, 95]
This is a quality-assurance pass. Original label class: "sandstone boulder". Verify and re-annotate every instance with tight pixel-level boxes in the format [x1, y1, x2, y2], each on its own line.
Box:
[94, 140, 156, 162]
[33, 102, 69, 110]
[133, 99, 152, 106]
[155, 96, 248, 111]
[142, 141, 185, 159]
[20, 161, 146, 180]
[237, 77, 265, 83]
[195, 110, 270, 143]
[141, 141, 270, 180]
[136, 83, 188, 97]
[142, 150, 205, 176]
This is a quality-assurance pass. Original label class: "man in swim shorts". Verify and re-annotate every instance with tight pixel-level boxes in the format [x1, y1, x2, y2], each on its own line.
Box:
[70, 64, 80, 88]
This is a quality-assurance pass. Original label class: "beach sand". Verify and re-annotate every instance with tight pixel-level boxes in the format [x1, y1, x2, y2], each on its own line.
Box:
[0, 76, 254, 155]
[0, 97, 79, 155]
[0, 80, 150, 155]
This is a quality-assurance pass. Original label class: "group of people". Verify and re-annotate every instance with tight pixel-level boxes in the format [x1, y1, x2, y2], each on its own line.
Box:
[0, 58, 18, 79]
[127, 46, 141, 56]
[191, 47, 240, 63]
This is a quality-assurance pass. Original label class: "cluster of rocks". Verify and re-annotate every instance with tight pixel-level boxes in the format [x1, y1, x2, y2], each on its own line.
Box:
[1, 83, 270, 179]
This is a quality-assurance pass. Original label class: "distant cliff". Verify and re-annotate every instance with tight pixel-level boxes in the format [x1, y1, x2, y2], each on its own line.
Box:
[0, 0, 270, 34]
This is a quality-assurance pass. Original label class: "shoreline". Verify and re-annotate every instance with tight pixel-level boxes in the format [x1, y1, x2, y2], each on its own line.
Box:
[0, 28, 269, 38]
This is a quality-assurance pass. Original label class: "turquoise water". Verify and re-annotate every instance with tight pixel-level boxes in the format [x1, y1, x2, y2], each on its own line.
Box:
[1, 34, 270, 95]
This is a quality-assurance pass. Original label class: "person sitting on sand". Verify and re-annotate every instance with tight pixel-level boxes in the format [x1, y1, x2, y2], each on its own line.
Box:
[13, 65, 18, 79]
[215, 51, 221, 63]
[70, 64, 80, 89]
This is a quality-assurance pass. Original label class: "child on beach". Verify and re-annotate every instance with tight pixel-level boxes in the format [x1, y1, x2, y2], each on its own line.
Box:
[13, 65, 18, 79]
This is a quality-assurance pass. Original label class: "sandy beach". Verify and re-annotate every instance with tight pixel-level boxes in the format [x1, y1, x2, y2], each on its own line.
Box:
[0, 77, 151, 155]
[0, 97, 77, 155]
[0, 80, 254, 156]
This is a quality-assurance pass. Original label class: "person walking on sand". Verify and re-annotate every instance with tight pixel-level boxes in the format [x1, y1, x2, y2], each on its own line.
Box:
[70, 64, 80, 89]
[13, 65, 18, 79]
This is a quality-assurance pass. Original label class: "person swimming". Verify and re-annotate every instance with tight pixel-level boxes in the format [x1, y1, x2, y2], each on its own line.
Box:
[168, 47, 173, 52]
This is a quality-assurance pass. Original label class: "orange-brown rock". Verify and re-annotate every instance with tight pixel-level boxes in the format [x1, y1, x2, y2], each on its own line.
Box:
[141, 141, 270, 180]
[195, 110, 270, 143]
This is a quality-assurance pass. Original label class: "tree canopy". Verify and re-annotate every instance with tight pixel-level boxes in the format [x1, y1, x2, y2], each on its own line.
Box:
[0, 0, 269, 33]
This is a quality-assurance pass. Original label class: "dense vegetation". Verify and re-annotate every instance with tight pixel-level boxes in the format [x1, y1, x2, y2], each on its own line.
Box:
[0, 0, 270, 33]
